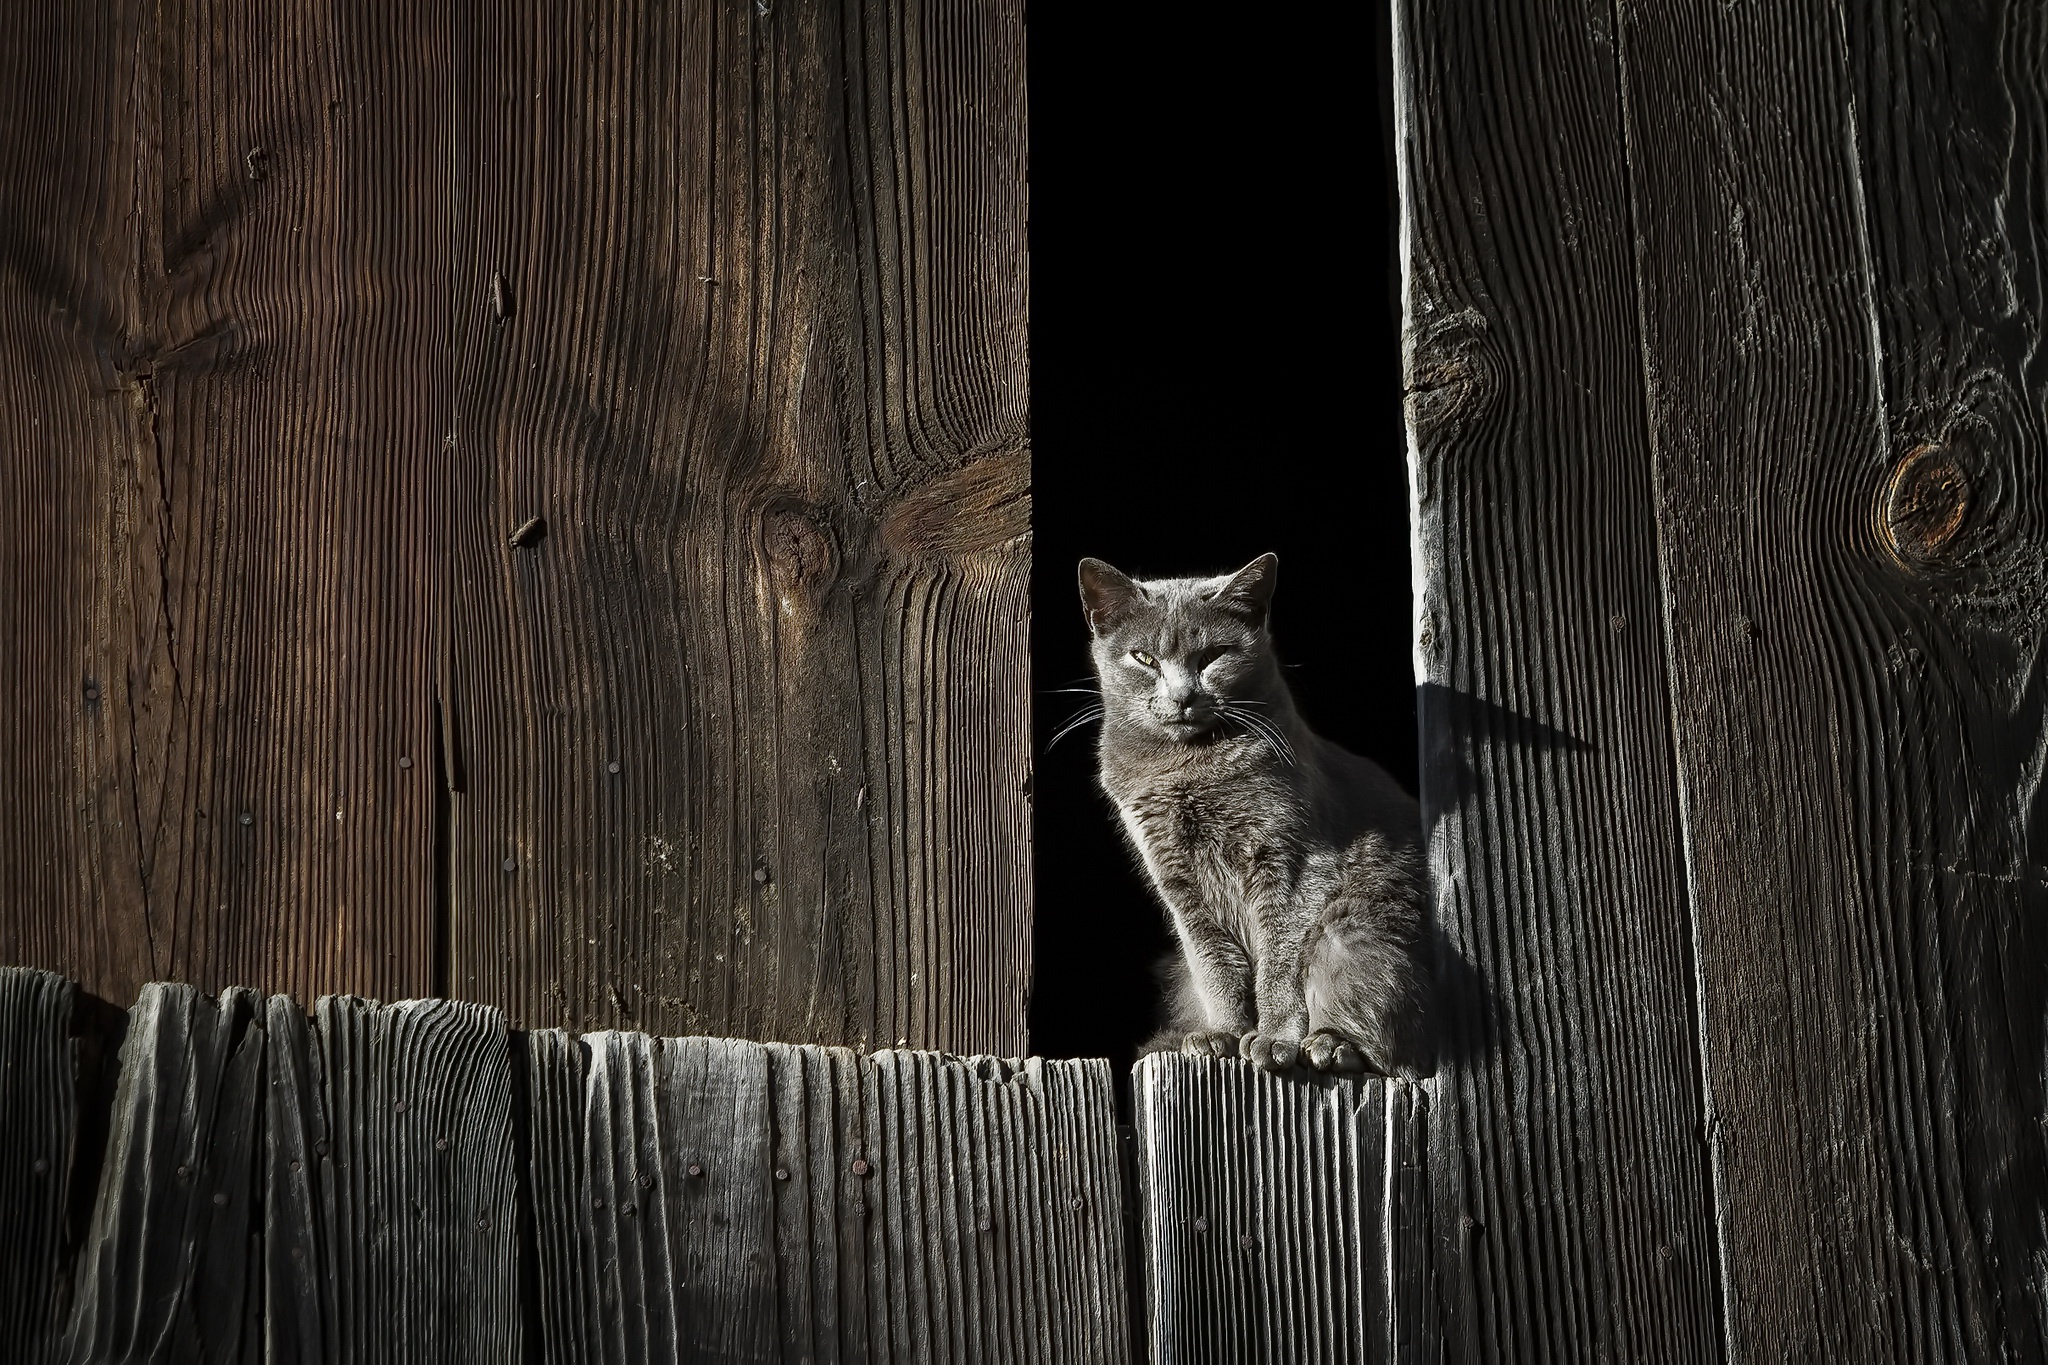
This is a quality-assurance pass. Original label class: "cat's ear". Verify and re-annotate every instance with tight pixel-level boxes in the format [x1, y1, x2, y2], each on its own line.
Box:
[1078, 558, 1146, 633]
[1208, 552, 1279, 625]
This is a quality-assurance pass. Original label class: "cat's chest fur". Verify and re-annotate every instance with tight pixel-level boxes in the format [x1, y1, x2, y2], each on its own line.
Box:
[1107, 759, 1303, 937]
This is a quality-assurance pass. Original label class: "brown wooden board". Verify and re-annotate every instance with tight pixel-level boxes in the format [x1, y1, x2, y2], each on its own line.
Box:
[1393, 1, 1724, 1358]
[0, 968, 79, 1365]
[0, 0, 451, 1010]
[440, 0, 1030, 1054]
[1614, 2, 2048, 1356]
[1132, 1054, 1430, 1364]
[0, 0, 1030, 1059]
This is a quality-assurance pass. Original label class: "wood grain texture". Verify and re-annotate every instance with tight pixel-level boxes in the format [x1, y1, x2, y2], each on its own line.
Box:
[441, 0, 1031, 1052]
[308, 994, 524, 1363]
[1394, 2, 1723, 1358]
[0, 0, 449, 1009]
[4, 976, 1137, 1360]
[0, 0, 1031, 1059]
[526, 1033, 1130, 1364]
[1614, 2, 2048, 1356]
[1132, 1054, 1429, 1364]
[63, 983, 270, 1362]
[0, 968, 79, 1364]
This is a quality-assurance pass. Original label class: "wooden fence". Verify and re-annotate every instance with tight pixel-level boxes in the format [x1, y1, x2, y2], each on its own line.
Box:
[1, 965, 1443, 1364]
[1400, 0, 2046, 1357]
[1, 966, 1144, 1364]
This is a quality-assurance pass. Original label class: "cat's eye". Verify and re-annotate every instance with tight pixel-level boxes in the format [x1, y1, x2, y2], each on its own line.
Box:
[1131, 650, 1159, 669]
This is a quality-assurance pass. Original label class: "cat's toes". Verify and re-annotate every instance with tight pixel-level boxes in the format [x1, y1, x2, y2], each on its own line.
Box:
[1181, 1030, 1241, 1059]
[1301, 1029, 1368, 1074]
[1239, 1032, 1299, 1073]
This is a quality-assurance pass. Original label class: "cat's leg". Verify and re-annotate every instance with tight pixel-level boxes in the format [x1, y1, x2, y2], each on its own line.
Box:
[1240, 909, 1315, 1073]
[1304, 893, 1432, 1078]
[1173, 916, 1256, 1059]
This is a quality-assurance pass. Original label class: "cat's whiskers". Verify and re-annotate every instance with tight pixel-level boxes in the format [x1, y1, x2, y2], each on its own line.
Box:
[1219, 701, 1296, 767]
[1045, 703, 1106, 750]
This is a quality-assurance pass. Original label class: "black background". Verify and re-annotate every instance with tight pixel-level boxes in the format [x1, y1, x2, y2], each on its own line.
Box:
[1026, 10, 1416, 1073]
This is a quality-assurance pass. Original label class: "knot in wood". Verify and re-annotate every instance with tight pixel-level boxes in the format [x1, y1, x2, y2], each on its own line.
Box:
[760, 500, 838, 610]
[1881, 445, 1971, 568]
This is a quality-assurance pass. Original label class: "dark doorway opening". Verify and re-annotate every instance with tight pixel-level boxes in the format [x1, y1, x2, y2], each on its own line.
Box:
[1028, 11, 1416, 1074]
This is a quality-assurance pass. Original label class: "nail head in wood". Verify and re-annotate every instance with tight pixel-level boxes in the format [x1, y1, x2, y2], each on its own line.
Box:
[851, 1157, 871, 1177]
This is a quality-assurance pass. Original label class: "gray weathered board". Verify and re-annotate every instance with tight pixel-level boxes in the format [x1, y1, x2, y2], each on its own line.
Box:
[1398, 0, 2047, 1359]
[0, 965, 1128, 1364]
[1133, 1054, 1432, 1365]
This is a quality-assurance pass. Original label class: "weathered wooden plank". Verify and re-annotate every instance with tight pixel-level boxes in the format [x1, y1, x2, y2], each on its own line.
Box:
[0, 968, 80, 1365]
[311, 994, 524, 1363]
[1134, 1054, 1417, 1364]
[1393, 2, 1724, 1359]
[526, 1034, 1127, 1364]
[441, 0, 1032, 1054]
[1613, 2, 2048, 1356]
[0, 0, 451, 1011]
[63, 983, 269, 1362]
[527, 1029, 604, 1365]
[260, 994, 328, 1365]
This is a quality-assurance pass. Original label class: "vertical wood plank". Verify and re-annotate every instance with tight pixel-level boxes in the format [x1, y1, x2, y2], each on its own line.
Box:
[1613, 2, 2048, 1356]
[443, 0, 1031, 1054]
[1132, 1055, 1407, 1364]
[526, 1029, 603, 1365]
[62, 984, 268, 1363]
[658, 1037, 777, 1363]
[260, 994, 327, 1365]
[0, 0, 153, 1002]
[0, 0, 453, 1011]
[312, 995, 523, 1364]
[0, 968, 81, 1365]
[1393, 0, 1726, 1358]
[523, 1033, 1127, 1364]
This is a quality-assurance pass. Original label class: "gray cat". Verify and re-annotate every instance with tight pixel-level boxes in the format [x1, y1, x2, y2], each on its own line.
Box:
[1078, 553, 1431, 1076]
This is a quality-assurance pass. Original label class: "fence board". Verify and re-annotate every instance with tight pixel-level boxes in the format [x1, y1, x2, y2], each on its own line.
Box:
[1613, 2, 2048, 1356]
[0, 969, 1132, 1362]
[63, 984, 268, 1362]
[0, 0, 1030, 1060]
[0, 0, 451, 1010]
[1393, 2, 1724, 1359]
[438, 0, 1031, 1054]
[0, 968, 78, 1365]
[1133, 1054, 1427, 1364]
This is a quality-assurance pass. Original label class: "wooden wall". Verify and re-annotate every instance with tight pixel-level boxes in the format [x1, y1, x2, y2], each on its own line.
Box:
[0, 0, 1029, 1056]
[1399, 0, 2047, 1357]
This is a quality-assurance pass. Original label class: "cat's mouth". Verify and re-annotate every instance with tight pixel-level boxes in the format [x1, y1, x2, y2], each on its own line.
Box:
[1159, 713, 1219, 739]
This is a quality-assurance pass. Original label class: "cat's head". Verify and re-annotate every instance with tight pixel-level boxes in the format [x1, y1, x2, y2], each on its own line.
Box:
[1077, 554, 1282, 744]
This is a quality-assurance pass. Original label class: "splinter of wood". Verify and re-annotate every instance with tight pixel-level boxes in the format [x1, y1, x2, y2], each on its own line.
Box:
[509, 517, 545, 548]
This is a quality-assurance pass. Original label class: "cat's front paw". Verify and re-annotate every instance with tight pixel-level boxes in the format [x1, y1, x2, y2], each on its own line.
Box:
[1300, 1028, 1369, 1075]
[1239, 1032, 1299, 1073]
[1181, 1030, 1241, 1059]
